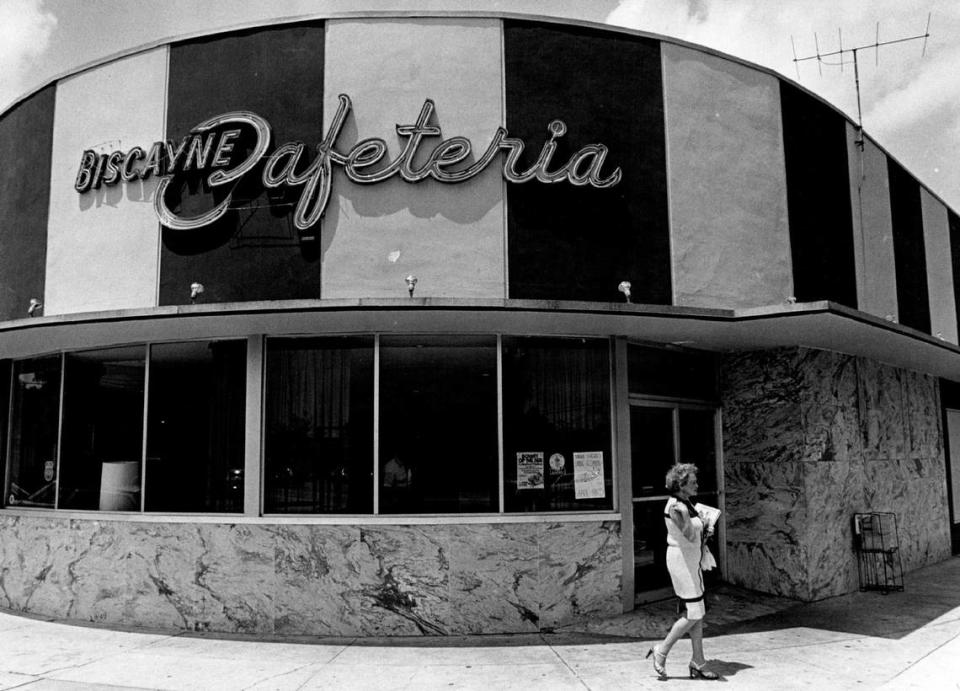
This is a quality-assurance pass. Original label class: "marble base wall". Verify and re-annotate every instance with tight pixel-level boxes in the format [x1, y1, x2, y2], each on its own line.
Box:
[721, 347, 951, 601]
[0, 516, 621, 636]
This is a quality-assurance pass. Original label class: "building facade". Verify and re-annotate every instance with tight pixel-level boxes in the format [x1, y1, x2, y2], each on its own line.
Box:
[1, 11, 958, 636]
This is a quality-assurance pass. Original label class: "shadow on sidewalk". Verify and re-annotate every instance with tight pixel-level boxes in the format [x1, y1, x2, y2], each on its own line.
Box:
[561, 556, 960, 642]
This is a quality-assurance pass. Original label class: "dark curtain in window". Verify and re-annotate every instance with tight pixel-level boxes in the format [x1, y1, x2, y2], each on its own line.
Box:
[264, 337, 373, 513]
[503, 337, 612, 511]
[146, 340, 246, 513]
[378, 336, 499, 514]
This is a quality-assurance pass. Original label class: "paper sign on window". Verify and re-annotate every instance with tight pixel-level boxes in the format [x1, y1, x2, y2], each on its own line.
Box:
[517, 452, 544, 490]
[573, 451, 604, 499]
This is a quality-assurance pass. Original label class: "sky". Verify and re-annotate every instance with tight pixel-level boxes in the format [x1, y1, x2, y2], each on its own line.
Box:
[1, 0, 957, 209]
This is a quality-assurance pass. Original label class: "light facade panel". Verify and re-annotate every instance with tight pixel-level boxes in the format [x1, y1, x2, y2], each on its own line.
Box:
[46, 48, 167, 315]
[663, 43, 792, 309]
[321, 18, 505, 299]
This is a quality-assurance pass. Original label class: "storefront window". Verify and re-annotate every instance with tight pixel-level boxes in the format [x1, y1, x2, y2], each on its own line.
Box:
[5, 356, 61, 508]
[378, 336, 498, 514]
[145, 340, 246, 512]
[264, 337, 374, 513]
[58, 346, 146, 511]
[502, 337, 613, 511]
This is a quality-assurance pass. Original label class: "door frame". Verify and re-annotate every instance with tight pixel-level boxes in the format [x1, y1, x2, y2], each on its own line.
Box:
[944, 407, 960, 554]
[623, 395, 725, 607]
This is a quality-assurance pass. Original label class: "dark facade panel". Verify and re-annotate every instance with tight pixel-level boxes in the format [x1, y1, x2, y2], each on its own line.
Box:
[160, 22, 325, 305]
[888, 159, 931, 333]
[780, 83, 857, 308]
[0, 87, 54, 322]
[950, 209, 960, 334]
[504, 21, 670, 303]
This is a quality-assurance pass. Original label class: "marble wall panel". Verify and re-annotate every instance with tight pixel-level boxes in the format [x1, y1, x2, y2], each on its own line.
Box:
[721, 349, 805, 465]
[0, 516, 622, 636]
[445, 523, 540, 635]
[537, 521, 621, 630]
[721, 347, 950, 601]
[857, 359, 907, 461]
[269, 524, 363, 636]
[862, 460, 951, 572]
[902, 370, 942, 461]
[798, 350, 862, 463]
[355, 525, 452, 636]
[724, 542, 808, 598]
[723, 461, 809, 598]
[0, 515, 78, 619]
[803, 461, 864, 598]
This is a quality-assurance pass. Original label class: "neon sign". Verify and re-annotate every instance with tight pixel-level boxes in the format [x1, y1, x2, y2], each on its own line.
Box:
[74, 94, 622, 231]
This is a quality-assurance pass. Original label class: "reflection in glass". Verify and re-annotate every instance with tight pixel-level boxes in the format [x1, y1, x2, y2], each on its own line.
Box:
[679, 408, 717, 495]
[502, 337, 612, 511]
[146, 340, 246, 512]
[631, 406, 674, 498]
[628, 344, 718, 400]
[379, 336, 498, 514]
[58, 346, 145, 511]
[264, 337, 373, 513]
[6, 356, 61, 508]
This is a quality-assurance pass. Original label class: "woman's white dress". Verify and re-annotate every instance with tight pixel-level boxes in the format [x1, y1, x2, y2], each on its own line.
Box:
[664, 496, 705, 606]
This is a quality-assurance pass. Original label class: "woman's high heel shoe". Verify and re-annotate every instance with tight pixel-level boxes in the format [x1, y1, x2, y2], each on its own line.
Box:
[688, 660, 719, 680]
[646, 645, 667, 678]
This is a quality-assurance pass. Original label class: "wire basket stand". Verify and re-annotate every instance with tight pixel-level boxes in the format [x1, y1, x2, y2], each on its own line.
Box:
[853, 512, 904, 593]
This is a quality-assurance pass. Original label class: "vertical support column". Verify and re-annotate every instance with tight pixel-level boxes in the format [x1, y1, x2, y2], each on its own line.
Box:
[497, 334, 504, 513]
[244, 335, 264, 517]
[614, 337, 634, 612]
[140, 344, 151, 512]
[373, 334, 380, 515]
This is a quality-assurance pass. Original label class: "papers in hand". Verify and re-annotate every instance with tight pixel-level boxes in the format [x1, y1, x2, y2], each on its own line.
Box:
[695, 503, 721, 571]
[695, 502, 721, 531]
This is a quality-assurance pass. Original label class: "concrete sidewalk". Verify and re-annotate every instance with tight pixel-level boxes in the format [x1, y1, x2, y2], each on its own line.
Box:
[2, 556, 959, 690]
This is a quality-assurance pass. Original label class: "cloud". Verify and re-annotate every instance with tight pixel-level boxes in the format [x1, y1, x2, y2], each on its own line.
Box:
[0, 0, 57, 108]
[605, 0, 946, 118]
[866, 45, 960, 134]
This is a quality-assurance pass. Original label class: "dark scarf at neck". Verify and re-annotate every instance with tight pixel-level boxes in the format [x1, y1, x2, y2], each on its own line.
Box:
[671, 494, 698, 517]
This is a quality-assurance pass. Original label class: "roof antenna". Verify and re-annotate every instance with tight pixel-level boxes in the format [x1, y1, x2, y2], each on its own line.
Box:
[791, 12, 932, 150]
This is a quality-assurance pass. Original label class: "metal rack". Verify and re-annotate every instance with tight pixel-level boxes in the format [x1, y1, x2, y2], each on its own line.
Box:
[853, 512, 904, 593]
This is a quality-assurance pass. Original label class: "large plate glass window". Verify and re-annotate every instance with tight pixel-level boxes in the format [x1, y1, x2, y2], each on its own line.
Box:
[146, 340, 247, 512]
[5, 356, 62, 508]
[378, 335, 498, 514]
[264, 337, 374, 514]
[502, 336, 613, 512]
[58, 346, 146, 511]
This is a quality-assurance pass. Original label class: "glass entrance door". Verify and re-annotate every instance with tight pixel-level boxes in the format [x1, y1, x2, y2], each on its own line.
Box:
[631, 401, 721, 601]
[946, 409, 960, 554]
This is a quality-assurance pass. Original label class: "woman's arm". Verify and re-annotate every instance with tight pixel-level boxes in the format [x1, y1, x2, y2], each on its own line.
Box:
[669, 503, 697, 542]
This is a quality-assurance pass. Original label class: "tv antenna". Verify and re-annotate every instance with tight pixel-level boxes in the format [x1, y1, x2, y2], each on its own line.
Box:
[791, 13, 931, 149]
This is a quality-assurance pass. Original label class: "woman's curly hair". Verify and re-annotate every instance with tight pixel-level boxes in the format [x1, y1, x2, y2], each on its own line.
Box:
[665, 462, 699, 493]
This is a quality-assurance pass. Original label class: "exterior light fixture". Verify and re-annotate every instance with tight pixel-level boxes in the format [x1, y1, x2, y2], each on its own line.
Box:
[617, 281, 632, 303]
[27, 298, 42, 317]
[405, 275, 418, 297]
[190, 282, 204, 302]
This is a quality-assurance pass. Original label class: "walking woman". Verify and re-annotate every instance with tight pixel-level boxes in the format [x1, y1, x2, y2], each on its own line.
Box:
[646, 462, 719, 680]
